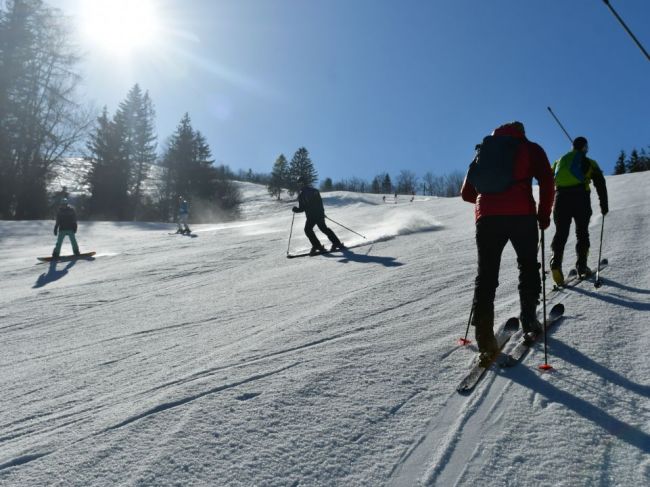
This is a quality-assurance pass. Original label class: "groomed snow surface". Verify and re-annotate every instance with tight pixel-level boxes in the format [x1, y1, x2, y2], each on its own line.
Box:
[1, 173, 648, 486]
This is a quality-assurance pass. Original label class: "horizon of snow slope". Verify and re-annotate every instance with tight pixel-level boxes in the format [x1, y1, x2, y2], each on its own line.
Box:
[0, 174, 648, 486]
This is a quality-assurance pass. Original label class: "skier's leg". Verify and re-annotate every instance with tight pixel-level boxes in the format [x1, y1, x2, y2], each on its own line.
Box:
[574, 192, 593, 273]
[550, 192, 572, 285]
[315, 219, 342, 248]
[67, 231, 80, 255]
[510, 215, 542, 333]
[471, 216, 508, 355]
[304, 219, 323, 249]
[53, 232, 65, 257]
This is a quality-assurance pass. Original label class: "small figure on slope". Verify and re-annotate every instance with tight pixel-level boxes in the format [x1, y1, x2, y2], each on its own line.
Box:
[52, 198, 80, 259]
[292, 180, 344, 256]
[176, 196, 192, 235]
[461, 121, 554, 366]
[550, 136, 608, 284]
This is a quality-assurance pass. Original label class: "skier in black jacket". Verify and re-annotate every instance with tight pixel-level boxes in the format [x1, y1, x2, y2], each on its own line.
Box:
[52, 199, 80, 258]
[292, 184, 344, 255]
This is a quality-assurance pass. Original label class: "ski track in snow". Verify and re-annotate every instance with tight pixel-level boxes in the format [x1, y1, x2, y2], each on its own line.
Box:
[1, 178, 649, 486]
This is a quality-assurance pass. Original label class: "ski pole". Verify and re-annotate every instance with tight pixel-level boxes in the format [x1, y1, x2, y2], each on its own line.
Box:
[602, 0, 650, 62]
[286, 212, 295, 256]
[458, 305, 473, 346]
[547, 106, 573, 144]
[539, 229, 553, 371]
[594, 215, 606, 288]
[325, 215, 367, 239]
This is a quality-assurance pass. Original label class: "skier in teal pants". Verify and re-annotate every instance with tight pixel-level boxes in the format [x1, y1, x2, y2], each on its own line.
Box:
[52, 199, 80, 258]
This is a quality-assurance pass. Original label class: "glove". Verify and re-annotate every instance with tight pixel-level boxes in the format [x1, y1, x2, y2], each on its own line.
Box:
[292, 206, 299, 213]
[54, 229, 58, 236]
[600, 203, 608, 216]
[537, 213, 550, 230]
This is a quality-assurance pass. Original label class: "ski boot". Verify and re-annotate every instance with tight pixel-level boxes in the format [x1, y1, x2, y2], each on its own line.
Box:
[576, 261, 592, 278]
[184, 227, 192, 235]
[576, 251, 592, 278]
[309, 245, 326, 256]
[474, 314, 499, 367]
[477, 333, 499, 367]
[550, 253, 564, 286]
[330, 242, 345, 252]
[520, 297, 543, 344]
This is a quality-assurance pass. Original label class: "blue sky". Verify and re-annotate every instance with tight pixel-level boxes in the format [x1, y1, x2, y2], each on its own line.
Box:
[51, 0, 649, 183]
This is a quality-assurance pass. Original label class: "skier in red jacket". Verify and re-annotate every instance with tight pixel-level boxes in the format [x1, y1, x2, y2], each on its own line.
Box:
[461, 121, 554, 365]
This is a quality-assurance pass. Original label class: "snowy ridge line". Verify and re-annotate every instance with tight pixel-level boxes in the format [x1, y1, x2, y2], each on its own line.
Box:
[100, 362, 300, 433]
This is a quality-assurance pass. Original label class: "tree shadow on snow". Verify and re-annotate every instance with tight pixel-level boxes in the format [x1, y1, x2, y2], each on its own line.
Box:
[568, 284, 650, 311]
[33, 260, 76, 288]
[323, 248, 403, 267]
[504, 360, 650, 453]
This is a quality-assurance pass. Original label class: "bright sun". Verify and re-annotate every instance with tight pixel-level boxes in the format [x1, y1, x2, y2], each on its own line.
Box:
[80, 0, 161, 55]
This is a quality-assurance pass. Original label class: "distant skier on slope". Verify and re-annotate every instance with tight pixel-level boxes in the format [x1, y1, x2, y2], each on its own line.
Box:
[52, 198, 81, 258]
[461, 121, 554, 366]
[176, 196, 192, 234]
[292, 179, 344, 256]
[549, 136, 608, 285]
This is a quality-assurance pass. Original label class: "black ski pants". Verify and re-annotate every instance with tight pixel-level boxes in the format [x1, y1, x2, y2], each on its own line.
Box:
[551, 188, 592, 266]
[471, 215, 541, 337]
[305, 217, 341, 249]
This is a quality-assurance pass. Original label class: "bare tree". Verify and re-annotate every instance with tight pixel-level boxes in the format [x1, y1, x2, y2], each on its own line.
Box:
[0, 0, 91, 218]
[396, 170, 418, 194]
[444, 170, 465, 197]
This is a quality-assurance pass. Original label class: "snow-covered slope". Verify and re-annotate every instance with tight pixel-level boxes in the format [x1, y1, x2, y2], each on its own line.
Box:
[1, 174, 648, 486]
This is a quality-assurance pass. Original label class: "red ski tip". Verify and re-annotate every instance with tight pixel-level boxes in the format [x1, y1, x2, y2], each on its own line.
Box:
[538, 364, 554, 371]
[457, 338, 472, 346]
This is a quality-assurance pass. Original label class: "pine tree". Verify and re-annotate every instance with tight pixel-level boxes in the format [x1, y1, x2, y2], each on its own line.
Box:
[320, 177, 333, 192]
[628, 149, 643, 173]
[613, 150, 627, 175]
[114, 84, 157, 220]
[268, 154, 288, 200]
[639, 148, 649, 172]
[161, 113, 240, 221]
[287, 147, 317, 196]
[370, 176, 382, 194]
[86, 107, 130, 219]
[381, 174, 393, 194]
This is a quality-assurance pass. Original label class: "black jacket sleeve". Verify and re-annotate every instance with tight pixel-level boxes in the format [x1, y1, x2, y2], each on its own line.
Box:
[591, 162, 608, 213]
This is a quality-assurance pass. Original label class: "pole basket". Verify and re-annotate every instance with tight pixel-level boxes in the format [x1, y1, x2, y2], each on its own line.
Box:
[538, 363, 554, 371]
[457, 338, 472, 346]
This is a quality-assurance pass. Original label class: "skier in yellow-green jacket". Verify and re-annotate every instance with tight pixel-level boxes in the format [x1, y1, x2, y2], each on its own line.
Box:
[550, 136, 608, 285]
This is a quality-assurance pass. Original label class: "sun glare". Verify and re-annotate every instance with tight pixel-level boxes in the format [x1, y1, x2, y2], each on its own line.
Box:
[80, 0, 161, 55]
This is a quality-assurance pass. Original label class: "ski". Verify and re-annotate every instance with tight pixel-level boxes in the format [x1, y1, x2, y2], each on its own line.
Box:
[37, 251, 96, 262]
[168, 232, 197, 237]
[503, 303, 565, 366]
[287, 249, 329, 258]
[456, 317, 520, 394]
[287, 242, 368, 259]
[551, 258, 608, 291]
